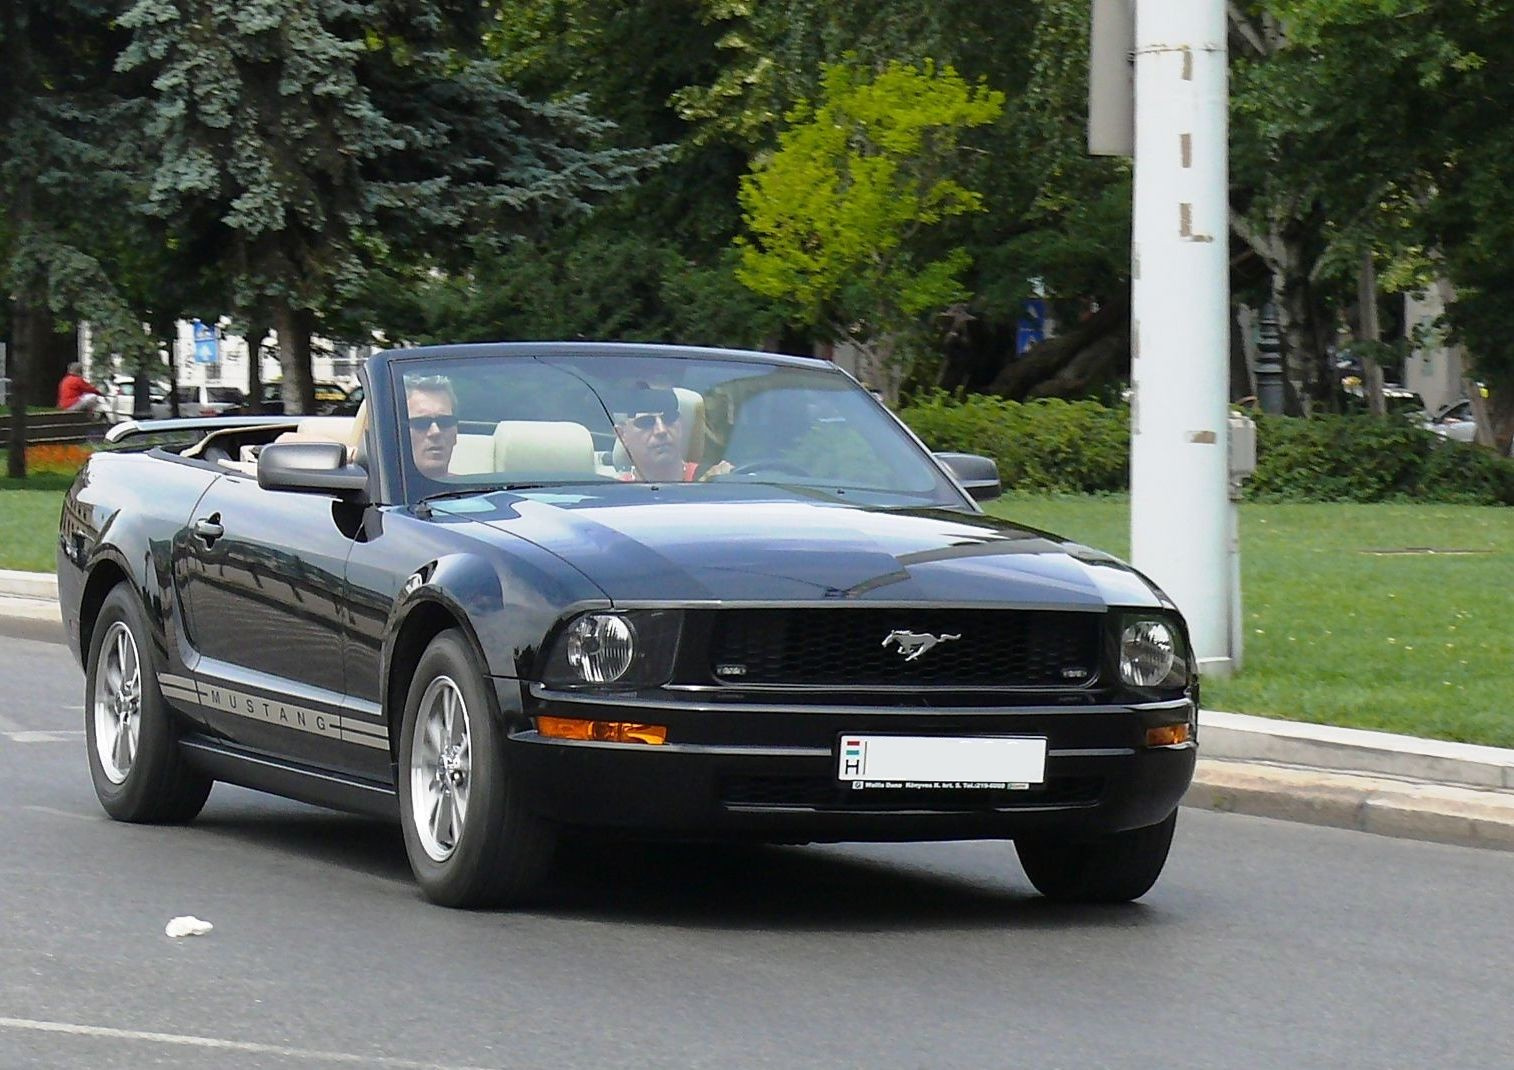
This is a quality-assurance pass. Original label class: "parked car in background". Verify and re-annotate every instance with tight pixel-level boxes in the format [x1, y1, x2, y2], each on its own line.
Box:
[175, 384, 246, 418]
[1427, 398, 1514, 455]
[256, 381, 361, 415]
[104, 377, 168, 424]
[106, 379, 245, 422]
[1427, 399, 1475, 442]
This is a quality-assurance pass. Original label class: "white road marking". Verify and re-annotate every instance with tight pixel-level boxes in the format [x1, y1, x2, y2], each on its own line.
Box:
[0, 711, 24, 734]
[22, 806, 96, 822]
[5, 730, 83, 743]
[0, 1017, 497, 1070]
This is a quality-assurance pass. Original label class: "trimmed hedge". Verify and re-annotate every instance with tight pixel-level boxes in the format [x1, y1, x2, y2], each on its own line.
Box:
[898, 391, 1514, 505]
[900, 391, 1129, 493]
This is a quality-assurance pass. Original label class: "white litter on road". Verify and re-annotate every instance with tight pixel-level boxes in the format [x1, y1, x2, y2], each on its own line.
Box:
[164, 916, 214, 938]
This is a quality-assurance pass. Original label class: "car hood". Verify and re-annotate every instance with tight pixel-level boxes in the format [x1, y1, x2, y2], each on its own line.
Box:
[434, 492, 1168, 611]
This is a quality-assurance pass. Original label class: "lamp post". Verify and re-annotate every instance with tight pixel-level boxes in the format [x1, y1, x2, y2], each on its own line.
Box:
[1128, 0, 1233, 673]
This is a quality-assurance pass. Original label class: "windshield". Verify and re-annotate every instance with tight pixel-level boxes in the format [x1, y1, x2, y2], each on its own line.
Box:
[387, 353, 961, 507]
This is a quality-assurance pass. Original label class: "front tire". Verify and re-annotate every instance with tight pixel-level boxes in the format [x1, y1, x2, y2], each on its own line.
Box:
[1015, 810, 1177, 903]
[84, 584, 212, 823]
[397, 630, 555, 908]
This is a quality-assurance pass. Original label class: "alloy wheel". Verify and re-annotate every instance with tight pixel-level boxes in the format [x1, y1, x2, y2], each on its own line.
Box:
[409, 675, 472, 862]
[93, 621, 142, 785]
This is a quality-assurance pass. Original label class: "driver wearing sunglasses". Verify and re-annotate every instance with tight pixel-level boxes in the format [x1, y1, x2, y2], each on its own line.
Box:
[614, 386, 731, 483]
[405, 375, 459, 480]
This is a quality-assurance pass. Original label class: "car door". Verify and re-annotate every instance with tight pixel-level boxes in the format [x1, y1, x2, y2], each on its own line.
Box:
[174, 469, 367, 770]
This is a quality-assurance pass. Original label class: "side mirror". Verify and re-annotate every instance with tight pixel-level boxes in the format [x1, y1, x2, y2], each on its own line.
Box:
[258, 441, 368, 499]
[935, 452, 1002, 502]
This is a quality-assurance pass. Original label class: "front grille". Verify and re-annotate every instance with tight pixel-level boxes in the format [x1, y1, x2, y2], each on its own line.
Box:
[707, 609, 1101, 688]
[720, 775, 1104, 811]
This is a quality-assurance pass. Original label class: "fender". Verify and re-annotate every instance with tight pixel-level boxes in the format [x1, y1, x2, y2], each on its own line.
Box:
[60, 454, 219, 679]
[378, 551, 611, 717]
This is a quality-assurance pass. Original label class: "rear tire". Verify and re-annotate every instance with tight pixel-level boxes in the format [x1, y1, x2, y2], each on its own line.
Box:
[1015, 810, 1177, 903]
[397, 630, 555, 908]
[84, 584, 212, 823]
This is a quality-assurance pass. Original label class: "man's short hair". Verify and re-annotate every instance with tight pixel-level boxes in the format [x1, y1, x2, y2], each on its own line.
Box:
[67, 362, 84, 376]
[403, 373, 457, 407]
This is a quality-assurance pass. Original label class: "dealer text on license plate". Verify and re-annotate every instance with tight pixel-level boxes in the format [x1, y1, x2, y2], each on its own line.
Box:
[837, 735, 1047, 789]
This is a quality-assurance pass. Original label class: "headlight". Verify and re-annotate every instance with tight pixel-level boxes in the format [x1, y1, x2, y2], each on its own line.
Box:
[1119, 617, 1183, 688]
[565, 614, 636, 683]
[540, 610, 683, 689]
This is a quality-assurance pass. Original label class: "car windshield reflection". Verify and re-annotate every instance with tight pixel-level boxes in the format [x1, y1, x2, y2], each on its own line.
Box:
[391, 354, 959, 507]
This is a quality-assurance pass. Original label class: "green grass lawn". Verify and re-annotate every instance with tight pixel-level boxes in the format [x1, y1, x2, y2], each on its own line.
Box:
[0, 474, 1508, 747]
[0, 472, 72, 573]
[988, 494, 1514, 748]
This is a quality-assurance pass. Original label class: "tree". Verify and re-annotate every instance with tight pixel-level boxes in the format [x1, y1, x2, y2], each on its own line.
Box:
[735, 60, 1003, 399]
[2, 1, 152, 477]
[1239, 0, 1514, 448]
[119, 0, 653, 413]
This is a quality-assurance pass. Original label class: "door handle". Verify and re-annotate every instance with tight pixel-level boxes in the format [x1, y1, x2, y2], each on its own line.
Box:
[192, 516, 224, 544]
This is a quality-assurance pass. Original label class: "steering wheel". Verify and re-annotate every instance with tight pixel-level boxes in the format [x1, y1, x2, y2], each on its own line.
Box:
[727, 458, 809, 477]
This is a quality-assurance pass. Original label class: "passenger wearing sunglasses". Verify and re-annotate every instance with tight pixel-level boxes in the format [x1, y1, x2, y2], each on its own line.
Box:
[614, 386, 731, 483]
[405, 376, 459, 480]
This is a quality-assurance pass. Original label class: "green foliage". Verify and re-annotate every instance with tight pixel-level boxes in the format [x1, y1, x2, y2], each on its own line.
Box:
[1, 2, 154, 369]
[734, 59, 1003, 343]
[1249, 413, 1514, 504]
[900, 391, 1130, 494]
[349, 235, 784, 350]
[901, 393, 1514, 504]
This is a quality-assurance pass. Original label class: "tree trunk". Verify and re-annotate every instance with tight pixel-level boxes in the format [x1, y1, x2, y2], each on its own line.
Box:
[245, 315, 269, 413]
[156, 314, 181, 419]
[1486, 388, 1514, 457]
[6, 296, 35, 479]
[272, 299, 314, 416]
[986, 296, 1130, 400]
[851, 334, 902, 407]
[1270, 251, 1326, 415]
[1357, 252, 1386, 417]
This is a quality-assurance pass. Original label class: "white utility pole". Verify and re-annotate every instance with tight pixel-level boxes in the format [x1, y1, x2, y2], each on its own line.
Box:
[1129, 1, 1233, 673]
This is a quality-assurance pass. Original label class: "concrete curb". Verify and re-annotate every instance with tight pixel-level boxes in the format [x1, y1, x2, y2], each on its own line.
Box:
[1185, 759, 1514, 851]
[0, 569, 57, 601]
[1198, 709, 1514, 791]
[3, 567, 1511, 851]
[0, 595, 62, 624]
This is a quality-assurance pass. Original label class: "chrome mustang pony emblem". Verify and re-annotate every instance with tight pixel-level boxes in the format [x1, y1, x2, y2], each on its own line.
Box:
[881, 629, 962, 662]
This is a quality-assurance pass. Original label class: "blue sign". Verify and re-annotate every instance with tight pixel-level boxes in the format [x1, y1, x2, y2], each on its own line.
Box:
[192, 319, 220, 365]
[1015, 298, 1047, 356]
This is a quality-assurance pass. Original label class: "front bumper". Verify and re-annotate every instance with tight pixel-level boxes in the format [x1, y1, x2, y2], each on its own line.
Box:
[503, 684, 1197, 842]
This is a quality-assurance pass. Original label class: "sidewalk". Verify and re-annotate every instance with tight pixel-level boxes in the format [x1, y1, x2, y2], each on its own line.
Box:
[3, 568, 1512, 851]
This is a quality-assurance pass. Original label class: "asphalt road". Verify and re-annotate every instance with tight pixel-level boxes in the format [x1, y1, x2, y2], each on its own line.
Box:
[2, 625, 1512, 1070]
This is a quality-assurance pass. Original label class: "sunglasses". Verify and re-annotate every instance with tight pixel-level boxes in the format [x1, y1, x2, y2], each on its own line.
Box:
[627, 410, 679, 431]
[409, 414, 458, 432]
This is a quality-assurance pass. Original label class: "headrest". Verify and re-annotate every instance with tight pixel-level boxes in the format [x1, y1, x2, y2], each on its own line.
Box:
[295, 416, 358, 442]
[492, 421, 596, 478]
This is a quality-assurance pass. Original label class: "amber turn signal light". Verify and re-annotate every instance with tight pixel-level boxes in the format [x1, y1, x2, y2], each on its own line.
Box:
[1145, 724, 1191, 747]
[536, 716, 667, 745]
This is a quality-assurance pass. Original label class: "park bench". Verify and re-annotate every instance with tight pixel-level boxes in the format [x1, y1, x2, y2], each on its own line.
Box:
[0, 409, 100, 446]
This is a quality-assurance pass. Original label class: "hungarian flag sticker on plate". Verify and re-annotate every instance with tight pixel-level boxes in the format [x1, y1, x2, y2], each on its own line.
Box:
[838, 735, 1047, 789]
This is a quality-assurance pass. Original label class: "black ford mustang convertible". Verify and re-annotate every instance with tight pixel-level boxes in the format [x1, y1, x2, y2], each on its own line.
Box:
[59, 343, 1196, 907]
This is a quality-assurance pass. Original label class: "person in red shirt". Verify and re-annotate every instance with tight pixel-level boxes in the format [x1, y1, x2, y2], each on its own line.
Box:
[57, 363, 110, 418]
[613, 385, 732, 482]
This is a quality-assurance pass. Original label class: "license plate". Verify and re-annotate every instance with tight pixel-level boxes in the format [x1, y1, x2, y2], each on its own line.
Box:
[837, 735, 1047, 789]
